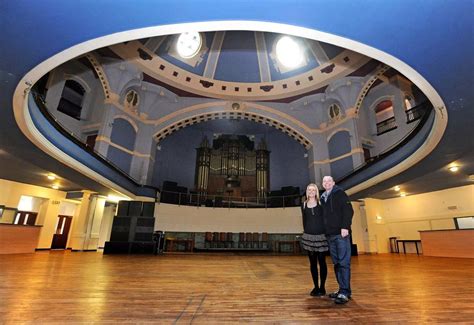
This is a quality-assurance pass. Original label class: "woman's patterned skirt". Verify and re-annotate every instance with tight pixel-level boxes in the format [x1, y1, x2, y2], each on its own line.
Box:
[301, 233, 328, 252]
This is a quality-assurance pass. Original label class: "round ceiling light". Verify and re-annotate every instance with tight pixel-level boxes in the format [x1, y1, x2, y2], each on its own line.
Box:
[176, 32, 202, 58]
[276, 36, 304, 69]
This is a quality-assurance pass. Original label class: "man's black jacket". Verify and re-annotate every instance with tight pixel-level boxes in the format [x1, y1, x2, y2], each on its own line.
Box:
[321, 185, 354, 235]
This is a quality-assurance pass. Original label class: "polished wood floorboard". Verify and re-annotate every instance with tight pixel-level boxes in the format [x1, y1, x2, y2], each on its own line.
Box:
[0, 251, 473, 324]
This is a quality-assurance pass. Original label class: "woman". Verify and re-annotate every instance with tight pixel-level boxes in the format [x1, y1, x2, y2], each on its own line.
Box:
[301, 183, 328, 296]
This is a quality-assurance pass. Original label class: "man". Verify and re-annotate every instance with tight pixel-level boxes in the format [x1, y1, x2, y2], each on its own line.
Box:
[320, 176, 354, 304]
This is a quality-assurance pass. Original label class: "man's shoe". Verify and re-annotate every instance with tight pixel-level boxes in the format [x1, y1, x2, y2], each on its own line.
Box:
[328, 291, 339, 299]
[335, 293, 350, 304]
[329, 291, 351, 299]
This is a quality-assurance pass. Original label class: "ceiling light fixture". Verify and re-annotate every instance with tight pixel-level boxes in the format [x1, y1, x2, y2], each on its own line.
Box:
[276, 36, 304, 69]
[52, 184, 59, 190]
[449, 166, 459, 172]
[176, 32, 202, 58]
[47, 174, 56, 180]
[400, 192, 406, 197]
[394, 186, 400, 191]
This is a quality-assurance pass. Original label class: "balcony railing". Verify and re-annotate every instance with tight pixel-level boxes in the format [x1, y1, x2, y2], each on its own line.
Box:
[406, 105, 426, 124]
[159, 190, 302, 209]
[376, 116, 397, 135]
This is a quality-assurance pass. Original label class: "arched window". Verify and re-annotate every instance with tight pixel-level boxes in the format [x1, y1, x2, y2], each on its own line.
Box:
[404, 95, 415, 110]
[57, 80, 85, 120]
[125, 89, 139, 109]
[328, 103, 341, 121]
[374, 100, 397, 135]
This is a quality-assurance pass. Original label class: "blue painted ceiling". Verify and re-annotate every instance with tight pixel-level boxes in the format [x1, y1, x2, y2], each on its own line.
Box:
[0, 1, 473, 199]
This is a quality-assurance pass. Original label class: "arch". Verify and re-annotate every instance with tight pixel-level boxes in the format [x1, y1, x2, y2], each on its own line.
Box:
[110, 117, 137, 150]
[373, 98, 395, 124]
[153, 110, 312, 149]
[85, 52, 112, 100]
[112, 114, 139, 133]
[107, 117, 137, 174]
[327, 127, 351, 142]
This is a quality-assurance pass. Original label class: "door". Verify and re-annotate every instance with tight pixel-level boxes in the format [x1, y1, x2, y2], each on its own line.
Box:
[51, 215, 72, 249]
[13, 211, 37, 226]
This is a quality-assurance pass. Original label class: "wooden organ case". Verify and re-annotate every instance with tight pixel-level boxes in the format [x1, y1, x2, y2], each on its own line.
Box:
[195, 135, 270, 198]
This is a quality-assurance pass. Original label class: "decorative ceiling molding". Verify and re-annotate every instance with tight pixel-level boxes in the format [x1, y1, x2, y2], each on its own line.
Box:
[354, 64, 390, 114]
[154, 110, 312, 149]
[109, 40, 371, 101]
[85, 53, 115, 101]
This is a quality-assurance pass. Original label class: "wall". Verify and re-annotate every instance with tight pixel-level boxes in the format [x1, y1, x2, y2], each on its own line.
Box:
[0, 179, 68, 249]
[154, 201, 366, 252]
[152, 119, 309, 192]
[364, 185, 474, 253]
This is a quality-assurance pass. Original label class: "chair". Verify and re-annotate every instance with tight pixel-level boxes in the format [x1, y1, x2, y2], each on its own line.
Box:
[204, 232, 213, 248]
[239, 232, 245, 248]
[261, 232, 269, 249]
[212, 232, 219, 248]
[226, 232, 234, 248]
[219, 232, 227, 248]
[245, 232, 253, 248]
[252, 232, 260, 248]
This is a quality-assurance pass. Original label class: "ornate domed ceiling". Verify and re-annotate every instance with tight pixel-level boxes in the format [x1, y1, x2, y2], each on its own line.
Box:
[95, 31, 373, 102]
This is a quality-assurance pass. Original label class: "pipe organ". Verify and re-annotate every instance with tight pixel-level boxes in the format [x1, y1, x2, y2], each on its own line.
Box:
[195, 135, 269, 198]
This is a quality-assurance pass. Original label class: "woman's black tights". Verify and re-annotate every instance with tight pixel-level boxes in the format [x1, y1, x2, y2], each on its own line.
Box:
[308, 251, 327, 290]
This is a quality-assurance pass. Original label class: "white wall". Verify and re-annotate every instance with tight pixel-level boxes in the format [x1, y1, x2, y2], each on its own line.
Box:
[364, 185, 474, 253]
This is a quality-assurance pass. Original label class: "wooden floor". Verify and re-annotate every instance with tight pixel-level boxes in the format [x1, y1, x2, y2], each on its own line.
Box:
[0, 252, 473, 324]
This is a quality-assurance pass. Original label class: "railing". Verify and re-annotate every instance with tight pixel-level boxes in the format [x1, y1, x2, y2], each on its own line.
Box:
[405, 105, 426, 124]
[376, 116, 397, 135]
[159, 190, 302, 208]
[337, 100, 433, 184]
[31, 89, 159, 197]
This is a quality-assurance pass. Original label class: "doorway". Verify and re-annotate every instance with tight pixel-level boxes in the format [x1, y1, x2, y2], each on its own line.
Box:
[51, 215, 72, 249]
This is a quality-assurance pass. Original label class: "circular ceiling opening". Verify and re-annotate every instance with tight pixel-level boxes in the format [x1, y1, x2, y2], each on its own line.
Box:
[176, 32, 202, 58]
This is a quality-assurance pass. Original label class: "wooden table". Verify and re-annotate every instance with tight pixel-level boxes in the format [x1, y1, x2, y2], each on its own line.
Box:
[396, 239, 422, 255]
[165, 238, 194, 252]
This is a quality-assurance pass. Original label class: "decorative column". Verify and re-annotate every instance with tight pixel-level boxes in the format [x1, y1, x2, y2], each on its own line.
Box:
[69, 191, 106, 251]
[307, 134, 331, 185]
[130, 125, 156, 184]
[94, 104, 118, 157]
[256, 139, 270, 198]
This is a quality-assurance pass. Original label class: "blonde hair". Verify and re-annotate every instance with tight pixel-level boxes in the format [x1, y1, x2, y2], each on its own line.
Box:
[304, 183, 320, 206]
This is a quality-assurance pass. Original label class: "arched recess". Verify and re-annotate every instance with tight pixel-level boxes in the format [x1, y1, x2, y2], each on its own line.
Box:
[153, 110, 312, 149]
[57, 79, 86, 120]
[107, 117, 137, 173]
[328, 130, 353, 180]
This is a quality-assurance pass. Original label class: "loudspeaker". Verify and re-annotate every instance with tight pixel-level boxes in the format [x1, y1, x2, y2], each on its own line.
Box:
[142, 202, 155, 217]
[103, 241, 130, 254]
[117, 201, 129, 216]
[110, 217, 131, 242]
[134, 217, 154, 242]
[128, 201, 143, 216]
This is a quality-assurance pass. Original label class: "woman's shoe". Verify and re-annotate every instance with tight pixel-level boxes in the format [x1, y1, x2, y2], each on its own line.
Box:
[315, 288, 326, 296]
[310, 287, 319, 296]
